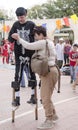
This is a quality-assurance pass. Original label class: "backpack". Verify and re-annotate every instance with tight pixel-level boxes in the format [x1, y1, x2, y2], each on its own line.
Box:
[61, 64, 70, 75]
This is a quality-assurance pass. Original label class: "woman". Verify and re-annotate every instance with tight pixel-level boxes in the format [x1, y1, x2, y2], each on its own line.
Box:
[12, 26, 59, 129]
[64, 39, 71, 65]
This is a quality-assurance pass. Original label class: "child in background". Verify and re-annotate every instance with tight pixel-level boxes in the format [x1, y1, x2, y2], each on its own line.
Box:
[72, 59, 78, 90]
[2, 39, 10, 64]
[69, 43, 78, 90]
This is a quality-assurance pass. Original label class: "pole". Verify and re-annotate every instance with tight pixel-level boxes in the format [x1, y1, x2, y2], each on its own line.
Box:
[35, 86, 38, 120]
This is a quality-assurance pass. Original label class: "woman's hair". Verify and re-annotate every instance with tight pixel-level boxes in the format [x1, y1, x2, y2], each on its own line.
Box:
[33, 26, 47, 37]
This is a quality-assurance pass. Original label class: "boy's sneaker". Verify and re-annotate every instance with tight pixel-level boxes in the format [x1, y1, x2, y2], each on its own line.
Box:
[27, 95, 37, 104]
[40, 99, 42, 104]
[72, 82, 76, 91]
[12, 97, 20, 107]
[37, 119, 53, 129]
[72, 85, 76, 91]
[70, 79, 73, 84]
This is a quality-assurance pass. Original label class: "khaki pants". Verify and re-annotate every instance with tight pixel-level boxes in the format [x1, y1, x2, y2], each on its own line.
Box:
[40, 66, 58, 120]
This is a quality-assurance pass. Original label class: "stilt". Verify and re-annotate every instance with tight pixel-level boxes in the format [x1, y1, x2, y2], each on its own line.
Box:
[12, 88, 19, 122]
[34, 86, 38, 120]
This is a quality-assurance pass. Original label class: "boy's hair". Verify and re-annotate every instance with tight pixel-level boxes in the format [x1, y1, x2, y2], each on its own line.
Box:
[33, 26, 47, 37]
[15, 7, 27, 16]
[73, 43, 78, 47]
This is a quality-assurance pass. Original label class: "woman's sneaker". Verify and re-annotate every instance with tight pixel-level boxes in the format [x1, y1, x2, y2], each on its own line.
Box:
[52, 114, 59, 123]
[37, 119, 53, 129]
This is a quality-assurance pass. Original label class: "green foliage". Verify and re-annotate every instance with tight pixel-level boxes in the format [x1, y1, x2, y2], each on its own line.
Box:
[0, 0, 78, 19]
[0, 9, 8, 20]
[28, 5, 44, 19]
[27, 0, 78, 19]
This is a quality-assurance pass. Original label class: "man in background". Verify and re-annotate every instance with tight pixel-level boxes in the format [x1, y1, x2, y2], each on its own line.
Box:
[55, 38, 65, 68]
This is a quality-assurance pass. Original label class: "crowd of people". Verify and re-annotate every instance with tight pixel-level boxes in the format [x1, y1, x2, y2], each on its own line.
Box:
[0, 6, 78, 130]
[55, 37, 78, 91]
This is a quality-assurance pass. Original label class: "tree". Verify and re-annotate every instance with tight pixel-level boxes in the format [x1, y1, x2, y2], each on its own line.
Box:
[0, 9, 8, 19]
[27, 0, 78, 19]
[54, 0, 78, 17]
[28, 5, 44, 19]
[41, 1, 57, 19]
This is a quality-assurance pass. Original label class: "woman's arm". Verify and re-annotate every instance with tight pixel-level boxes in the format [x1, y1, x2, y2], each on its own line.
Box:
[12, 33, 45, 50]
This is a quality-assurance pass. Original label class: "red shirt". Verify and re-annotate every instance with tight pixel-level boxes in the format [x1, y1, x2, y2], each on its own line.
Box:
[69, 51, 78, 66]
[2, 43, 9, 56]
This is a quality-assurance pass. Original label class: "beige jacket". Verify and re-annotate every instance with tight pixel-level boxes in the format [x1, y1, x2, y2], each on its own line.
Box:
[19, 38, 56, 66]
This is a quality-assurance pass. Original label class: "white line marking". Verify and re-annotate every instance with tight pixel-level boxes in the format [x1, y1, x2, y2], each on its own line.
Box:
[54, 96, 78, 105]
[0, 96, 78, 125]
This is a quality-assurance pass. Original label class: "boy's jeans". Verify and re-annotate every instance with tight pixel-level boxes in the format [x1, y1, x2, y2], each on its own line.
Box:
[70, 66, 78, 81]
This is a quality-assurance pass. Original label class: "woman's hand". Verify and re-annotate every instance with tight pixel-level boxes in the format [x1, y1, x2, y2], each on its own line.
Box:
[11, 33, 20, 40]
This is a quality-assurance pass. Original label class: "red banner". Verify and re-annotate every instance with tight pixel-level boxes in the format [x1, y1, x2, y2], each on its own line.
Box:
[63, 17, 70, 26]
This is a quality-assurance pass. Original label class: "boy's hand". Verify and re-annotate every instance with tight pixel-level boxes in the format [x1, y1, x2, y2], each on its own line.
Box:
[11, 33, 19, 40]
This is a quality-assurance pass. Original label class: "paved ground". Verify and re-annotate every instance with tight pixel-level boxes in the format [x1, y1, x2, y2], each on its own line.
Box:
[0, 57, 78, 130]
